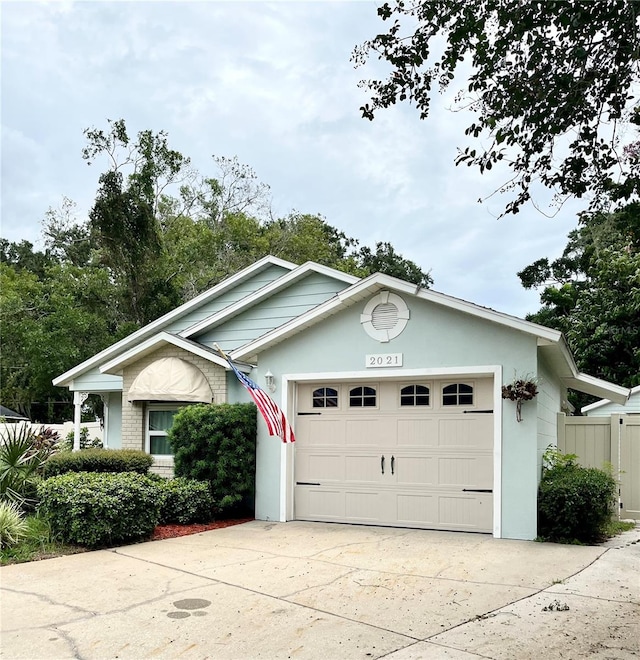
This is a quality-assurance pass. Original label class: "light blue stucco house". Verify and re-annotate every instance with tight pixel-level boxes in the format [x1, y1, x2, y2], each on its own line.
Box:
[54, 256, 629, 540]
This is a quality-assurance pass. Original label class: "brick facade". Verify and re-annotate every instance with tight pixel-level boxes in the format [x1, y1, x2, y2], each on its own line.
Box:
[121, 344, 227, 476]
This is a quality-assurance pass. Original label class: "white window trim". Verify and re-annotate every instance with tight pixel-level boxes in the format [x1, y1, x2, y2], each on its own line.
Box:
[145, 403, 184, 463]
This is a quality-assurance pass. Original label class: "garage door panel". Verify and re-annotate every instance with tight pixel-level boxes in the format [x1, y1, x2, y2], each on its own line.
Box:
[296, 487, 343, 519]
[296, 453, 345, 482]
[439, 494, 493, 531]
[438, 455, 493, 488]
[396, 418, 437, 447]
[345, 490, 381, 520]
[344, 454, 386, 483]
[395, 493, 438, 525]
[439, 416, 493, 449]
[393, 455, 436, 485]
[345, 418, 393, 446]
[299, 418, 345, 446]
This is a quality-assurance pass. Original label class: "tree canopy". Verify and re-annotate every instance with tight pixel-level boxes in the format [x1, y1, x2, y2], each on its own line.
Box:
[519, 203, 640, 407]
[354, 1, 640, 216]
[0, 119, 431, 421]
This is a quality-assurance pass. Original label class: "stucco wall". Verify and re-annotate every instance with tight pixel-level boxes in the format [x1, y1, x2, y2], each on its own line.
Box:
[536, 356, 564, 478]
[121, 344, 227, 474]
[250, 291, 542, 540]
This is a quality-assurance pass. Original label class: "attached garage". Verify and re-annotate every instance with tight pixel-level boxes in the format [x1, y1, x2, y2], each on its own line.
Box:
[294, 377, 494, 532]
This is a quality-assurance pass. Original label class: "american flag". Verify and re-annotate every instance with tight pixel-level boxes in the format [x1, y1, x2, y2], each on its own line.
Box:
[228, 362, 295, 444]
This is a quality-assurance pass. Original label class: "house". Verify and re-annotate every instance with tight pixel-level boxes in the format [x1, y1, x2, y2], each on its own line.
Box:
[53, 256, 629, 541]
[581, 385, 640, 416]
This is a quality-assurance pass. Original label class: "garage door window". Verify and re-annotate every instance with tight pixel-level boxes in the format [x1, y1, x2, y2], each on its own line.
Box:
[400, 384, 430, 406]
[443, 383, 473, 406]
[349, 386, 377, 407]
[312, 387, 338, 408]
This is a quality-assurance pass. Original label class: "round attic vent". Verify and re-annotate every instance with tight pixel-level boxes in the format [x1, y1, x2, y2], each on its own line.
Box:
[360, 291, 410, 342]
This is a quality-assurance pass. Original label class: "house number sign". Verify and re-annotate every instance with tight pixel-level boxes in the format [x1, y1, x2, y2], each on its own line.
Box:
[366, 353, 403, 368]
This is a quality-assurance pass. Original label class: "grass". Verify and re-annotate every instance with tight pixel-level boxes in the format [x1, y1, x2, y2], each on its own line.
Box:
[604, 519, 636, 537]
[0, 514, 86, 565]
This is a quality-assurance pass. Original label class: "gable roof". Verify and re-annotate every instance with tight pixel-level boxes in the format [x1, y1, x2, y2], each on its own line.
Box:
[99, 332, 252, 375]
[53, 256, 295, 387]
[180, 261, 358, 339]
[581, 385, 640, 414]
[230, 271, 630, 405]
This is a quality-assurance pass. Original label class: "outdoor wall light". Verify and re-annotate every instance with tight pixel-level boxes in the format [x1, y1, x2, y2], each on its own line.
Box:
[264, 370, 276, 393]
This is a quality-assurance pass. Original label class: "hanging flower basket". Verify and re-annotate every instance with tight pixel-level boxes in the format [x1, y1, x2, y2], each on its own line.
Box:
[501, 377, 539, 422]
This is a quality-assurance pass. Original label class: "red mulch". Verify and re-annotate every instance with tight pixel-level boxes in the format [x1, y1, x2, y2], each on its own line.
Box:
[151, 518, 253, 541]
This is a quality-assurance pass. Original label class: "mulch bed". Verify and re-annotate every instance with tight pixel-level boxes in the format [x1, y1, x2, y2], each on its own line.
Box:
[151, 518, 254, 541]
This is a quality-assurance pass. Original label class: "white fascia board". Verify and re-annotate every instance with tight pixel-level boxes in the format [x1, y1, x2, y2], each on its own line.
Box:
[52, 256, 294, 387]
[181, 262, 358, 339]
[233, 272, 563, 361]
[565, 374, 630, 405]
[581, 384, 640, 413]
[99, 332, 251, 375]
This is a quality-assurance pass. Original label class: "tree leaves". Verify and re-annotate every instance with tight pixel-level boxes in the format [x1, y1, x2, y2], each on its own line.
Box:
[354, 1, 640, 216]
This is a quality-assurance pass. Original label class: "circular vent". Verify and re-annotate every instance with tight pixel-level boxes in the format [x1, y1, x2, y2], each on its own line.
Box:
[371, 302, 399, 330]
[360, 292, 410, 342]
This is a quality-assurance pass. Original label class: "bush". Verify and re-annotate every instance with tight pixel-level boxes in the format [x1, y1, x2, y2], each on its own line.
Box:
[169, 403, 256, 512]
[60, 427, 103, 452]
[0, 425, 48, 509]
[37, 472, 161, 548]
[157, 478, 215, 524]
[43, 449, 152, 478]
[538, 448, 617, 543]
[0, 501, 29, 549]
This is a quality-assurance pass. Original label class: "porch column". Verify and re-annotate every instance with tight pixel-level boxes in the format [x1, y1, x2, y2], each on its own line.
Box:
[73, 391, 89, 451]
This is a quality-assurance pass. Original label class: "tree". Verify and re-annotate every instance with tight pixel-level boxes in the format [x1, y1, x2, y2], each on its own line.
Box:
[519, 204, 640, 406]
[356, 241, 432, 287]
[354, 1, 640, 216]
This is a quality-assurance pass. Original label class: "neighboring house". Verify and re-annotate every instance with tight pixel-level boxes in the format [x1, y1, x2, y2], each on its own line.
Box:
[0, 405, 29, 422]
[582, 385, 640, 416]
[53, 256, 629, 541]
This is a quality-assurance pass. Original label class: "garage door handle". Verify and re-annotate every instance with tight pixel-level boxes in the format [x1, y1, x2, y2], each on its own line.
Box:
[462, 488, 493, 493]
[381, 455, 385, 475]
[391, 455, 395, 475]
[297, 482, 321, 486]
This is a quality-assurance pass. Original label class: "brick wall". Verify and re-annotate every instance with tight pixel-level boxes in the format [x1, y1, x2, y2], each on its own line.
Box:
[120, 345, 227, 465]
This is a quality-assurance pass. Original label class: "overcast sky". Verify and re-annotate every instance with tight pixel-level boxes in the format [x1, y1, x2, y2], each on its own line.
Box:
[1, 1, 584, 318]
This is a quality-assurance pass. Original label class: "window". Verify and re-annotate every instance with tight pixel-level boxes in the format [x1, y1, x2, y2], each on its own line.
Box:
[312, 387, 339, 408]
[442, 383, 474, 406]
[349, 386, 377, 407]
[401, 384, 430, 406]
[147, 407, 181, 456]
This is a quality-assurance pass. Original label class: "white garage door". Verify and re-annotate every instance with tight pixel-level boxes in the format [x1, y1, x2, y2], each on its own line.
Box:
[294, 378, 494, 532]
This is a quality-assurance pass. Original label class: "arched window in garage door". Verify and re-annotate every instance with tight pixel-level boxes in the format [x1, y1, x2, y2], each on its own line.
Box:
[400, 384, 430, 406]
[312, 387, 339, 408]
[442, 383, 474, 406]
[349, 386, 377, 407]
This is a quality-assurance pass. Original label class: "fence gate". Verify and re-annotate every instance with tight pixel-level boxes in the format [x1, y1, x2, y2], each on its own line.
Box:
[557, 413, 640, 520]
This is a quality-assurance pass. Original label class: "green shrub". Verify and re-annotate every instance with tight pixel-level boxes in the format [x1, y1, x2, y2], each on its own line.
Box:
[0, 501, 29, 549]
[538, 448, 617, 543]
[60, 427, 103, 452]
[43, 449, 152, 478]
[0, 425, 48, 509]
[157, 478, 215, 524]
[37, 472, 161, 548]
[169, 403, 256, 512]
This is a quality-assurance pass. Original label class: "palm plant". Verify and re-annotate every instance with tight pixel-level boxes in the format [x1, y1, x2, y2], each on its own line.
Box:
[0, 425, 47, 509]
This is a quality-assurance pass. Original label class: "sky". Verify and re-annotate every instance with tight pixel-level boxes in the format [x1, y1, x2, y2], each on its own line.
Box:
[1, 1, 585, 319]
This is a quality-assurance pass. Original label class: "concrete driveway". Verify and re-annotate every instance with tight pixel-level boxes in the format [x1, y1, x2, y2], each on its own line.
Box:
[1, 521, 638, 659]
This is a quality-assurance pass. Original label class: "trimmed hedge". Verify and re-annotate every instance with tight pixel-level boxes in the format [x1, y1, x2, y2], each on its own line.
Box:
[43, 449, 152, 478]
[169, 403, 256, 512]
[538, 449, 616, 543]
[157, 478, 215, 525]
[38, 472, 160, 547]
